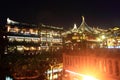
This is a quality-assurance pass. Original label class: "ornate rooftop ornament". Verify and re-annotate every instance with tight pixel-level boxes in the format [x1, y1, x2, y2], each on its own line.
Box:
[71, 24, 78, 33]
[82, 16, 85, 22]
[78, 16, 93, 33]
[7, 18, 19, 24]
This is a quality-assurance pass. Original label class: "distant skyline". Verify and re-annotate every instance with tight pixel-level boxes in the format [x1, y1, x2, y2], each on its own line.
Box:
[0, 0, 120, 29]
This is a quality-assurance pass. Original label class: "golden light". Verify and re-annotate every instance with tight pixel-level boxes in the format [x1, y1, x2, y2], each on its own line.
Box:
[72, 36, 79, 40]
[38, 47, 41, 50]
[113, 27, 119, 30]
[17, 46, 23, 51]
[7, 26, 11, 32]
[35, 30, 38, 35]
[101, 35, 105, 40]
[30, 29, 33, 33]
[82, 75, 98, 80]
[24, 47, 29, 50]
[97, 38, 101, 42]
[66, 70, 99, 80]
[30, 47, 36, 50]
[14, 27, 19, 32]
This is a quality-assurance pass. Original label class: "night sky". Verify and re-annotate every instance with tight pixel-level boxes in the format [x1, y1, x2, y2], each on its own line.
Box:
[0, 0, 120, 29]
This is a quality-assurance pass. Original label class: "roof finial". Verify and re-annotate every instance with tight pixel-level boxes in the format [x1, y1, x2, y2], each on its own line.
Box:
[7, 18, 11, 24]
[7, 18, 19, 24]
[74, 23, 77, 29]
[71, 23, 78, 32]
[82, 16, 85, 22]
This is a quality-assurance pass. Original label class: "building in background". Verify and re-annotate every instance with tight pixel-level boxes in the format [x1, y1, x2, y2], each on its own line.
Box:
[63, 16, 120, 50]
[2, 16, 120, 80]
[62, 16, 120, 80]
[5, 16, 120, 55]
[5, 18, 63, 55]
[38, 24, 63, 52]
[6, 18, 40, 55]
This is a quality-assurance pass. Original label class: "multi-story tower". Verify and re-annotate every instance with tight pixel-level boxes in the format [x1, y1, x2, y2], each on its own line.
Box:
[5, 18, 63, 55]
[6, 18, 40, 55]
[38, 24, 63, 52]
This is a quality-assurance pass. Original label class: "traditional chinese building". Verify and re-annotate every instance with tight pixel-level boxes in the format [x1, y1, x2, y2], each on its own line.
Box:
[5, 18, 63, 55]
[38, 24, 63, 52]
[6, 18, 40, 55]
[63, 16, 120, 80]
[63, 16, 103, 51]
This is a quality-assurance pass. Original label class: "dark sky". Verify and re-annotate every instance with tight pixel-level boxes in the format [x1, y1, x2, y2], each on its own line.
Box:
[0, 0, 120, 29]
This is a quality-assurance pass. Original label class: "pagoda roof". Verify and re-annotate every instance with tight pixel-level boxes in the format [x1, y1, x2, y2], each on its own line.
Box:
[78, 16, 93, 33]
[7, 18, 38, 28]
[71, 24, 78, 32]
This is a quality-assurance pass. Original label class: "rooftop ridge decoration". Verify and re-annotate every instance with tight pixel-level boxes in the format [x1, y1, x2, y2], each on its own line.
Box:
[7, 18, 38, 27]
[7, 18, 19, 24]
[71, 24, 78, 32]
[41, 24, 63, 30]
[78, 16, 93, 33]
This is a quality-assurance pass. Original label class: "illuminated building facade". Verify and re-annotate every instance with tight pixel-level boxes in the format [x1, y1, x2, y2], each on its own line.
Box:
[63, 16, 120, 80]
[39, 24, 63, 52]
[5, 16, 120, 55]
[6, 18, 40, 55]
[5, 18, 63, 55]
[63, 16, 102, 50]
[63, 16, 120, 49]
[63, 49, 120, 80]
